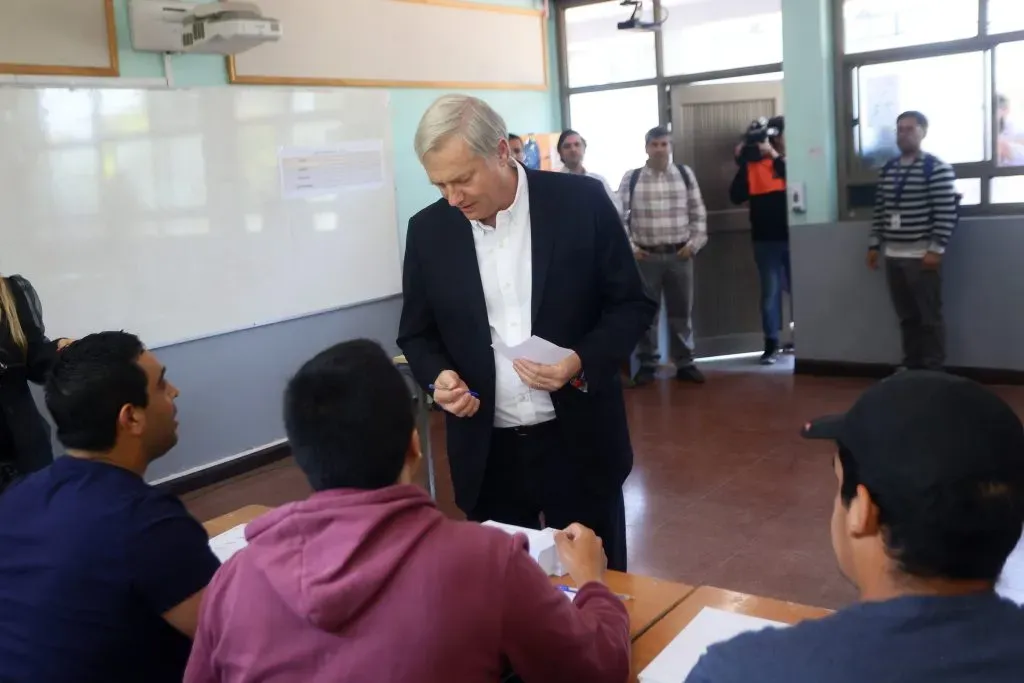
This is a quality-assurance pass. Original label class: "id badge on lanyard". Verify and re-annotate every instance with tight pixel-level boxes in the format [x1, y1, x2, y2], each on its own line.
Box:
[890, 164, 915, 228]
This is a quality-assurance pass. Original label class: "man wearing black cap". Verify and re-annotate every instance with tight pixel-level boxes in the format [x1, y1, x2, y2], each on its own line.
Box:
[686, 371, 1024, 683]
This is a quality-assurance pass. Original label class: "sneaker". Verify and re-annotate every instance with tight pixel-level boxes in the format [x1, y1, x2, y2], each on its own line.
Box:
[782, 342, 795, 354]
[675, 364, 705, 384]
[630, 367, 656, 387]
[760, 346, 780, 366]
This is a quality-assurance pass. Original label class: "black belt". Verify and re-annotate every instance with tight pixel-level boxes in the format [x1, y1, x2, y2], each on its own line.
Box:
[636, 242, 686, 254]
[494, 420, 559, 438]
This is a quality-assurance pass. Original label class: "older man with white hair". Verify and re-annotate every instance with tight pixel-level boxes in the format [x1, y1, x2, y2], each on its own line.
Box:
[397, 95, 655, 570]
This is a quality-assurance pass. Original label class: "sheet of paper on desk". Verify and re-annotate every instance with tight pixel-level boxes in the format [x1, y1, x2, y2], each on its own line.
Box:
[493, 336, 574, 365]
[209, 524, 249, 563]
[639, 607, 785, 683]
[997, 535, 1024, 605]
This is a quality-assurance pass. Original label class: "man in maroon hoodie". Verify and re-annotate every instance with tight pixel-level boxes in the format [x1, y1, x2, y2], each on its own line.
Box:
[186, 339, 631, 683]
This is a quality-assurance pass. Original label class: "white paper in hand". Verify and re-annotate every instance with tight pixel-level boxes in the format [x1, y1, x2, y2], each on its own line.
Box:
[208, 524, 249, 563]
[493, 336, 574, 365]
[639, 607, 785, 683]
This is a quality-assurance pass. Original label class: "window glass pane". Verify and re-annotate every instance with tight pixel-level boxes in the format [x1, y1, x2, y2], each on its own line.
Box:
[955, 178, 981, 206]
[661, 0, 782, 76]
[564, 2, 656, 88]
[853, 52, 985, 170]
[568, 86, 660, 188]
[989, 0, 1024, 35]
[996, 42, 1024, 167]
[691, 72, 783, 86]
[991, 176, 1024, 203]
[843, 0, 978, 54]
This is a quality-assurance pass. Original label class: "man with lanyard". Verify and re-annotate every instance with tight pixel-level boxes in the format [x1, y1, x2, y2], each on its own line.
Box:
[868, 111, 958, 371]
[618, 126, 708, 386]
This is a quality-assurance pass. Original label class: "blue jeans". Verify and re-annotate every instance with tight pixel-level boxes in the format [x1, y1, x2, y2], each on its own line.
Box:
[752, 241, 791, 343]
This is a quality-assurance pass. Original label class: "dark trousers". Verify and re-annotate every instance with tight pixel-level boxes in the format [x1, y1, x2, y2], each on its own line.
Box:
[467, 421, 627, 572]
[636, 253, 695, 368]
[885, 257, 945, 370]
[752, 241, 791, 344]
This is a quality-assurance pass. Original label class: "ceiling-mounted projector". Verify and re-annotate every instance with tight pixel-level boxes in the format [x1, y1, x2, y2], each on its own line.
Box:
[129, 0, 282, 55]
[617, 0, 667, 31]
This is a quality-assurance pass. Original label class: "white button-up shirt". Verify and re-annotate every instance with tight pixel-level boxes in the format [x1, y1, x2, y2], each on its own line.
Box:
[561, 166, 622, 216]
[470, 163, 556, 428]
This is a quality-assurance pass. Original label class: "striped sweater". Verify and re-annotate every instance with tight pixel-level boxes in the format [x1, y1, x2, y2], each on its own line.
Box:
[870, 154, 958, 255]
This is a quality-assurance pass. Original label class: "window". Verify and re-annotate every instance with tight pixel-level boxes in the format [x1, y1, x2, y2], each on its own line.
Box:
[988, 0, 1024, 35]
[996, 42, 1024, 167]
[843, 0, 978, 54]
[564, 1, 656, 88]
[853, 52, 986, 170]
[992, 176, 1024, 203]
[660, 0, 782, 76]
[955, 178, 982, 206]
[568, 85, 660, 188]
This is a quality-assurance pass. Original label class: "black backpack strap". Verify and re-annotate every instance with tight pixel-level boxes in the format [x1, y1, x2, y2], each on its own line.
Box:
[7, 275, 44, 336]
[626, 168, 643, 231]
[676, 163, 694, 192]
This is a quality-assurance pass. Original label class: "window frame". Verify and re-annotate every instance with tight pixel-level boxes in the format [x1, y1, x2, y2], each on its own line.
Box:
[833, 0, 1024, 218]
[557, 0, 783, 134]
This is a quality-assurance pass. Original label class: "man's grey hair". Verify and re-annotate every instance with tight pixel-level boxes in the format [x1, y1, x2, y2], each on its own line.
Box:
[414, 94, 508, 161]
[645, 126, 670, 144]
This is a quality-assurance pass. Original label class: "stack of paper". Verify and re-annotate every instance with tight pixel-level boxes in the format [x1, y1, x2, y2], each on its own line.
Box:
[997, 534, 1024, 605]
[492, 336, 574, 365]
[209, 524, 249, 563]
[482, 521, 563, 576]
[639, 608, 785, 683]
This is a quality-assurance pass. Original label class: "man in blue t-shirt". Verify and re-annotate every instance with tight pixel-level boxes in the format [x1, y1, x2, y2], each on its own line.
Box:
[0, 331, 220, 683]
[687, 371, 1024, 683]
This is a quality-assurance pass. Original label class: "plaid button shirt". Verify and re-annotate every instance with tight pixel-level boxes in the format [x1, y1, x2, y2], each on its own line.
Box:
[617, 164, 708, 253]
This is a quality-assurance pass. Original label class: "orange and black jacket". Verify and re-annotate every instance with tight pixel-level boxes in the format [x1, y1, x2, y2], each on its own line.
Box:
[729, 156, 788, 242]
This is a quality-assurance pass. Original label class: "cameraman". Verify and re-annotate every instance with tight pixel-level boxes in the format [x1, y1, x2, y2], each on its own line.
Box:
[729, 116, 791, 365]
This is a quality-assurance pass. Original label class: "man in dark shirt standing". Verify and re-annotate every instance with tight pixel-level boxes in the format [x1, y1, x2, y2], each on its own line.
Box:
[686, 371, 1024, 683]
[0, 331, 220, 683]
[730, 116, 791, 365]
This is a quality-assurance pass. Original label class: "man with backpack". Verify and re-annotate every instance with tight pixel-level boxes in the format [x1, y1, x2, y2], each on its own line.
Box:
[868, 110, 959, 371]
[618, 126, 708, 386]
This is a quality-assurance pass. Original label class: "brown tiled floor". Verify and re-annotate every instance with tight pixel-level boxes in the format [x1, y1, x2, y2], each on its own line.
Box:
[183, 357, 1024, 610]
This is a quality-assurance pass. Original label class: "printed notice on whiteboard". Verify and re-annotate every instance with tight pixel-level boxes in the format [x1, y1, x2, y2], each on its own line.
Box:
[278, 140, 385, 199]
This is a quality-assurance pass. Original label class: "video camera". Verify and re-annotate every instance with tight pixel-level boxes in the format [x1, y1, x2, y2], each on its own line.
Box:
[740, 116, 783, 163]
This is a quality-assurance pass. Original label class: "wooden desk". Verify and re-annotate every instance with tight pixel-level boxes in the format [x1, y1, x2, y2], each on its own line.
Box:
[203, 504, 271, 537]
[557, 573, 693, 641]
[631, 586, 832, 681]
[204, 506, 692, 641]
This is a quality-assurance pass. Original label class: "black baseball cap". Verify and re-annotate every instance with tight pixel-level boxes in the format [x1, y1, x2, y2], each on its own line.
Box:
[802, 371, 1024, 505]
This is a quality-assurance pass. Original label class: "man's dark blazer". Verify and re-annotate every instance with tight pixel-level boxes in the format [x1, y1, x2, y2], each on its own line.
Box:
[397, 168, 656, 513]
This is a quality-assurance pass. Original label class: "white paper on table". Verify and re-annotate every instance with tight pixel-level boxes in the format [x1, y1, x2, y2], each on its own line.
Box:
[639, 607, 785, 683]
[997, 534, 1024, 605]
[492, 336, 574, 365]
[209, 524, 249, 563]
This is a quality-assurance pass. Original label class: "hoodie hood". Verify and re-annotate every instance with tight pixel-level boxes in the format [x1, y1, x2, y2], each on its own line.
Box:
[243, 484, 443, 631]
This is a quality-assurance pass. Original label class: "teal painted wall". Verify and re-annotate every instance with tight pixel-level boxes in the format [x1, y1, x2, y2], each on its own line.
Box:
[781, 0, 839, 225]
[110, 0, 561, 241]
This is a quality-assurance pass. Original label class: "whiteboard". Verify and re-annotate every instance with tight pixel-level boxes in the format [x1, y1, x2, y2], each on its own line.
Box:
[230, 0, 547, 90]
[0, 85, 401, 348]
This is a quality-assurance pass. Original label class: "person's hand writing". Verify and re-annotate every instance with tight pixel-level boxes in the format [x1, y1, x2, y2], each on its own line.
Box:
[512, 353, 582, 392]
[866, 249, 880, 271]
[431, 370, 480, 418]
[555, 523, 607, 587]
[922, 251, 942, 271]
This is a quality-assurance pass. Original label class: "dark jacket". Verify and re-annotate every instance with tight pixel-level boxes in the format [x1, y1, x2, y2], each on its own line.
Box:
[729, 155, 789, 242]
[0, 276, 58, 477]
[397, 170, 656, 512]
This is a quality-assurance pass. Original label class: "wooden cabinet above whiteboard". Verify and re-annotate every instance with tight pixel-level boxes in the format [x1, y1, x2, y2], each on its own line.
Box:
[228, 0, 547, 90]
[0, 0, 118, 76]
